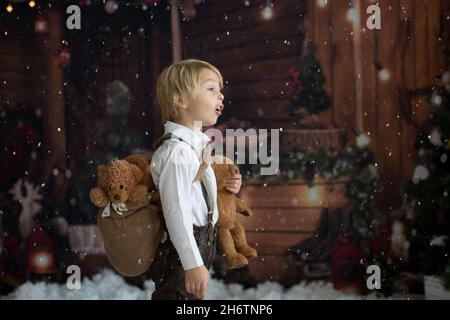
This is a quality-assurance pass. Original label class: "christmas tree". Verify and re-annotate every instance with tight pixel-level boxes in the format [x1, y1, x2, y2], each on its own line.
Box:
[405, 69, 450, 289]
[285, 41, 331, 117]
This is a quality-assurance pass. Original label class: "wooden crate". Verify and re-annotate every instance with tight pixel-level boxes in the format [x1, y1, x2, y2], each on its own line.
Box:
[236, 178, 349, 286]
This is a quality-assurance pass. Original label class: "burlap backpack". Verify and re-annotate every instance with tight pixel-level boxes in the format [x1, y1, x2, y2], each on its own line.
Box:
[96, 133, 212, 277]
[97, 196, 163, 277]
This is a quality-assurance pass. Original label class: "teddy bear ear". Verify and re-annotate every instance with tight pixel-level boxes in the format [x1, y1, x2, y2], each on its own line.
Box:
[97, 165, 106, 177]
[129, 164, 144, 183]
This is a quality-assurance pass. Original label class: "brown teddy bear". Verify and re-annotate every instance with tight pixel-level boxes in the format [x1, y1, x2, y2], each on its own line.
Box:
[89, 157, 150, 210]
[211, 155, 257, 270]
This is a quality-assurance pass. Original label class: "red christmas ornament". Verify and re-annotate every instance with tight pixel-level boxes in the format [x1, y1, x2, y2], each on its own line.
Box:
[34, 15, 49, 36]
[331, 237, 366, 295]
[57, 47, 71, 68]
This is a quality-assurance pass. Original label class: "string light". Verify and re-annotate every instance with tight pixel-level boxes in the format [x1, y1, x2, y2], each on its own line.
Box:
[346, 1, 360, 25]
[308, 186, 320, 204]
[347, 8, 357, 22]
[261, 0, 273, 20]
[6, 1, 37, 12]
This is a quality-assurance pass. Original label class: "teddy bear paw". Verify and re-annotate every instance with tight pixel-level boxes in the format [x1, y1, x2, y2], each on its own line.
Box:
[226, 253, 248, 270]
[238, 246, 257, 258]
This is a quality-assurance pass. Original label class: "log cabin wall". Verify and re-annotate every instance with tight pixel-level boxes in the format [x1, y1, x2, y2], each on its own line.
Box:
[182, 0, 449, 211]
[307, 0, 449, 209]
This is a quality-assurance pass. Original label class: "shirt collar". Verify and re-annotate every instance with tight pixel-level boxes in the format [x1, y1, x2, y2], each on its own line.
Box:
[164, 121, 211, 154]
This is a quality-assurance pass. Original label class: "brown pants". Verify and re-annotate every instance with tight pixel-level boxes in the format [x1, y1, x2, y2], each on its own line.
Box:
[150, 223, 217, 300]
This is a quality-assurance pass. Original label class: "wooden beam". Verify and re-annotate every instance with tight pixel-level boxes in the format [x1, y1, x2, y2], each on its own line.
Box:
[38, 4, 67, 186]
[361, 0, 378, 153]
[375, 0, 402, 209]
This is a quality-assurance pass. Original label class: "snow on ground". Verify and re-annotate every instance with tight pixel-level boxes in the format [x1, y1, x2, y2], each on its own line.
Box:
[1, 269, 378, 300]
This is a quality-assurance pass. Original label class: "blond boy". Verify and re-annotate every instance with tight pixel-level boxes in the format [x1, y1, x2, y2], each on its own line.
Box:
[150, 59, 241, 300]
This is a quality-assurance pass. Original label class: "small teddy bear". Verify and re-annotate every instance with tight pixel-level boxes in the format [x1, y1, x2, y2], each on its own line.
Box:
[211, 155, 257, 270]
[89, 158, 150, 213]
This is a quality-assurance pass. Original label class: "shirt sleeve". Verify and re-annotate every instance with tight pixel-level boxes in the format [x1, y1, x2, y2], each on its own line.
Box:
[158, 143, 204, 270]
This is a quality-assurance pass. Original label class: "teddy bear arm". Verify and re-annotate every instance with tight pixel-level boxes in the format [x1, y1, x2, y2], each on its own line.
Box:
[236, 198, 252, 217]
[89, 188, 109, 207]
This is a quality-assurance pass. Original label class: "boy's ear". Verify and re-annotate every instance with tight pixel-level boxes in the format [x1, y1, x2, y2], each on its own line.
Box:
[173, 94, 188, 110]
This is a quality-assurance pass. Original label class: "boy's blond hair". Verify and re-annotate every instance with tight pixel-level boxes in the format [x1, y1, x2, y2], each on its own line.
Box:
[156, 59, 223, 123]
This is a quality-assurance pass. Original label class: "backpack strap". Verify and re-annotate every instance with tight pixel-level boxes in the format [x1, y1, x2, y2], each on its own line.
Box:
[152, 133, 174, 150]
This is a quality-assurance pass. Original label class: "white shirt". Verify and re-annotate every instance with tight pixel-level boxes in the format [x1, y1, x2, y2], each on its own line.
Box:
[150, 121, 219, 270]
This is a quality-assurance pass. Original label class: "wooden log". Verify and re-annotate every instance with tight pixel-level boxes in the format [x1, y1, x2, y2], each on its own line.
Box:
[280, 128, 346, 149]
[246, 255, 303, 286]
[225, 77, 289, 102]
[240, 181, 349, 209]
[376, 0, 402, 209]
[220, 57, 298, 83]
[36, 4, 67, 189]
[230, 99, 292, 121]
[360, 0, 378, 153]
[185, 15, 304, 52]
[205, 37, 304, 68]
[238, 207, 324, 233]
[330, 0, 355, 131]
[413, 0, 430, 124]
[184, 0, 306, 38]
[245, 231, 312, 255]
[309, 0, 334, 126]
[428, 0, 444, 80]
[150, 18, 165, 140]
[399, 0, 419, 186]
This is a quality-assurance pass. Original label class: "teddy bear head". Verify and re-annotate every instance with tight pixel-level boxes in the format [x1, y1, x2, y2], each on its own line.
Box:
[97, 158, 144, 204]
[211, 155, 240, 190]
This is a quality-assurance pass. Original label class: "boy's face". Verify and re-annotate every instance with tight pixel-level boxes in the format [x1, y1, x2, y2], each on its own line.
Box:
[184, 68, 224, 127]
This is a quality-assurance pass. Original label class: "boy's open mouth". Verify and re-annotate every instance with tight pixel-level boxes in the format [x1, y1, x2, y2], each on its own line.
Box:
[215, 104, 223, 116]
